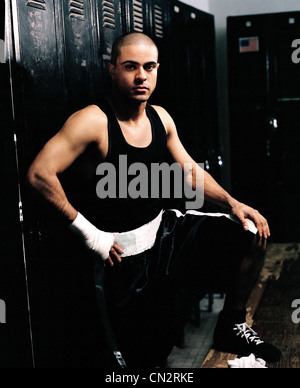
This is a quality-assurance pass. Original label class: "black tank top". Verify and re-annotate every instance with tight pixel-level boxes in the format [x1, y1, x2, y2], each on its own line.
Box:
[76, 99, 168, 233]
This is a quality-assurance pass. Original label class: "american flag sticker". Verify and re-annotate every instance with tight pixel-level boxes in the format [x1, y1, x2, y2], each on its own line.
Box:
[239, 37, 260, 53]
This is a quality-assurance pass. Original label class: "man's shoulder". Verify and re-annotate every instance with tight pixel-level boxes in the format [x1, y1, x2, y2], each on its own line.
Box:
[81, 104, 108, 121]
[150, 104, 167, 114]
[61, 104, 108, 144]
[150, 105, 175, 132]
[150, 105, 171, 121]
[70, 104, 108, 131]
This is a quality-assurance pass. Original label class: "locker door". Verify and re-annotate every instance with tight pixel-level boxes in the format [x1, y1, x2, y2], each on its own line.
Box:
[272, 13, 300, 100]
[168, 1, 219, 169]
[120, 0, 172, 111]
[0, 62, 33, 367]
[269, 12, 300, 241]
[227, 15, 273, 227]
[184, 8, 219, 171]
[122, 0, 147, 33]
[96, 0, 123, 97]
[1, 1, 42, 367]
[8, 0, 68, 271]
[61, 0, 100, 112]
[167, 0, 189, 131]
[9, 0, 67, 164]
[146, 0, 171, 108]
[7, 0, 106, 367]
[228, 12, 300, 242]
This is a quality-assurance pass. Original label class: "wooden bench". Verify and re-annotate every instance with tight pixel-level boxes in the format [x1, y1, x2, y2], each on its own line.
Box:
[201, 244, 285, 368]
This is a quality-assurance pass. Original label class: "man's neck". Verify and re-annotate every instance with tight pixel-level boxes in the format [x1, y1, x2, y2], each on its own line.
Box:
[108, 91, 147, 122]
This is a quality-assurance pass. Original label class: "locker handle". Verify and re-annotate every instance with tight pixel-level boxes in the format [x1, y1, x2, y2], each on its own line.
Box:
[268, 117, 278, 130]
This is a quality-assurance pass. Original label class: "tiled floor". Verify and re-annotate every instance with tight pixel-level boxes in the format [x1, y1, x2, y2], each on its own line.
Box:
[167, 294, 225, 368]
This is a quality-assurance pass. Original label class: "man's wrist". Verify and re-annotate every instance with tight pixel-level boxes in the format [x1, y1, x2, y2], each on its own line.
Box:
[226, 196, 240, 211]
[68, 212, 114, 261]
[67, 209, 79, 225]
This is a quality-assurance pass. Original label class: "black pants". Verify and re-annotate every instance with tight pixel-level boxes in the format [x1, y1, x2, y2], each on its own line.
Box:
[102, 210, 255, 368]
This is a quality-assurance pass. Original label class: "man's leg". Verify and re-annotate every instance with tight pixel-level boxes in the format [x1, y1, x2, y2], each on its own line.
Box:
[213, 234, 281, 362]
[141, 210, 281, 364]
[223, 233, 266, 311]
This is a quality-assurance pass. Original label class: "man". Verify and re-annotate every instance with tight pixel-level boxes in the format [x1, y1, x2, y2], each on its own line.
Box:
[27, 33, 281, 367]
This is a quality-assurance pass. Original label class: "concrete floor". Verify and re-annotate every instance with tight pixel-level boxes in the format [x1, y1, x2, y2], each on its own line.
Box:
[167, 294, 225, 368]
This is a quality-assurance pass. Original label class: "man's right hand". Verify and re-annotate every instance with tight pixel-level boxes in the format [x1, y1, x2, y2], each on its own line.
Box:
[107, 242, 124, 267]
[69, 212, 123, 265]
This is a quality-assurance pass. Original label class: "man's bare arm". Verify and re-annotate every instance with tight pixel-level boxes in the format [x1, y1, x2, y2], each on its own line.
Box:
[153, 106, 270, 239]
[27, 105, 106, 222]
[27, 105, 123, 265]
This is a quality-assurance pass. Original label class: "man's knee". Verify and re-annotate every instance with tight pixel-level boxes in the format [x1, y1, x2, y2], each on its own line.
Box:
[248, 234, 267, 261]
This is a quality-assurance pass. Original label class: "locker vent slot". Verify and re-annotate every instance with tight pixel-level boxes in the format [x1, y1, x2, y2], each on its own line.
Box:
[26, 0, 46, 11]
[132, 0, 144, 32]
[69, 0, 85, 21]
[154, 4, 164, 38]
[102, 0, 116, 29]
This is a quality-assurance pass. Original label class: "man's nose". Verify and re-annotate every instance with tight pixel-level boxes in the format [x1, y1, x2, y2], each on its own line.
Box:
[135, 67, 147, 82]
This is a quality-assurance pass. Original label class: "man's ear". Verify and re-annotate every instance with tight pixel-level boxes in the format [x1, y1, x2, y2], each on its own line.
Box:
[108, 62, 116, 79]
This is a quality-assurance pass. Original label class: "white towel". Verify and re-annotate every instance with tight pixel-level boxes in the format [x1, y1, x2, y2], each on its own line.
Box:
[227, 354, 267, 368]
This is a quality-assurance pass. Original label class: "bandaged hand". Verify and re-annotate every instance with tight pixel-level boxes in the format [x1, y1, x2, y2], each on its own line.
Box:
[69, 212, 115, 262]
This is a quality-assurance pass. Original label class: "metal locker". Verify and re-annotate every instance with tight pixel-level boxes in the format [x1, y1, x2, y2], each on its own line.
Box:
[5, 0, 107, 368]
[119, 0, 172, 109]
[268, 12, 300, 242]
[167, 0, 219, 176]
[8, 0, 67, 164]
[227, 14, 270, 210]
[95, 0, 123, 97]
[0, 1, 39, 368]
[228, 12, 300, 242]
[167, 0, 189, 119]
[61, 0, 100, 112]
[228, 14, 280, 240]
[271, 13, 300, 100]
[184, 6, 219, 169]
[147, 0, 172, 109]
[2, 0, 221, 366]
[122, 0, 147, 33]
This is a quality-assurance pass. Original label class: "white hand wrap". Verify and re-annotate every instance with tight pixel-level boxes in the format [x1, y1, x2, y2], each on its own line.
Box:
[69, 212, 115, 262]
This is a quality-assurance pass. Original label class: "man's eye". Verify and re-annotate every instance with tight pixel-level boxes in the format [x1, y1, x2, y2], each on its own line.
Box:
[125, 65, 136, 70]
[145, 65, 155, 71]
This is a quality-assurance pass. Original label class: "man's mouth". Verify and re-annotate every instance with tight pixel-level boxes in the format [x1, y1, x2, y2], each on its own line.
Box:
[133, 86, 149, 92]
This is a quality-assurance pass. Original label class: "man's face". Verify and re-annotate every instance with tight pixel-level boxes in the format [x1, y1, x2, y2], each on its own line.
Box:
[109, 43, 159, 103]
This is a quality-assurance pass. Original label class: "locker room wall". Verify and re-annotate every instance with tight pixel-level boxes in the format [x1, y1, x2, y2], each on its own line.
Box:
[2, 0, 219, 367]
[180, 0, 209, 13]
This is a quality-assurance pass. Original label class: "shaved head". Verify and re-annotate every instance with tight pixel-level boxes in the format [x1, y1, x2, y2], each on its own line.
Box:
[111, 33, 159, 65]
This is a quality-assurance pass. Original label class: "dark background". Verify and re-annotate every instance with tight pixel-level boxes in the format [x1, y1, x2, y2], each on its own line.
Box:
[1, 0, 300, 367]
